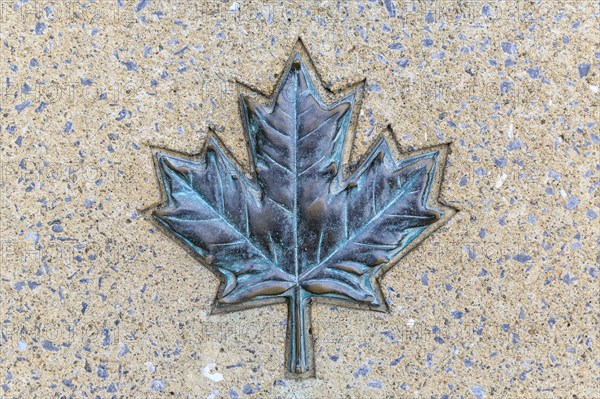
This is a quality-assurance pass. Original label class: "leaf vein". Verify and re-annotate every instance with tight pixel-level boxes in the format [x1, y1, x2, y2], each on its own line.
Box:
[299, 170, 425, 281]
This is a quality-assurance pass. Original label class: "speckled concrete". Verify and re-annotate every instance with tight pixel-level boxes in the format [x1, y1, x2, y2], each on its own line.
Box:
[0, 1, 598, 398]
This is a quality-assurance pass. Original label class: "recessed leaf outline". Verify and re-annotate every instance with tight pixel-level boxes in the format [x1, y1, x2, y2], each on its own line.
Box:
[152, 51, 452, 376]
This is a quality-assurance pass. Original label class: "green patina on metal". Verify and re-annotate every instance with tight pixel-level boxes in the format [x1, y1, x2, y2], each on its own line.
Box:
[152, 51, 449, 375]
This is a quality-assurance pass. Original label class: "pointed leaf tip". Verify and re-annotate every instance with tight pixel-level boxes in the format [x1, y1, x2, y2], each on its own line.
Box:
[337, 101, 351, 118]
[243, 95, 258, 114]
[158, 155, 185, 179]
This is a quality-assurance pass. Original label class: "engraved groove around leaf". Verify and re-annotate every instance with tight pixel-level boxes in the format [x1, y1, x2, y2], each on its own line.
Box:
[152, 53, 449, 374]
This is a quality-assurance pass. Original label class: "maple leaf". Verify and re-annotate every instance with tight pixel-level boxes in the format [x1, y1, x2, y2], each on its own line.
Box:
[152, 53, 451, 375]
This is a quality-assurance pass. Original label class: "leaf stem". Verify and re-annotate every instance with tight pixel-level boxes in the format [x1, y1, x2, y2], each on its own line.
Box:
[288, 287, 311, 374]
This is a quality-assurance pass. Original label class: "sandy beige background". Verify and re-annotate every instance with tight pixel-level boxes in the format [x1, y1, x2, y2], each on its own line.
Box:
[1, 1, 598, 398]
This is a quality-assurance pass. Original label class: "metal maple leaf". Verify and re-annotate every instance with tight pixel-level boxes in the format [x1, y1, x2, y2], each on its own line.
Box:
[152, 52, 450, 375]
